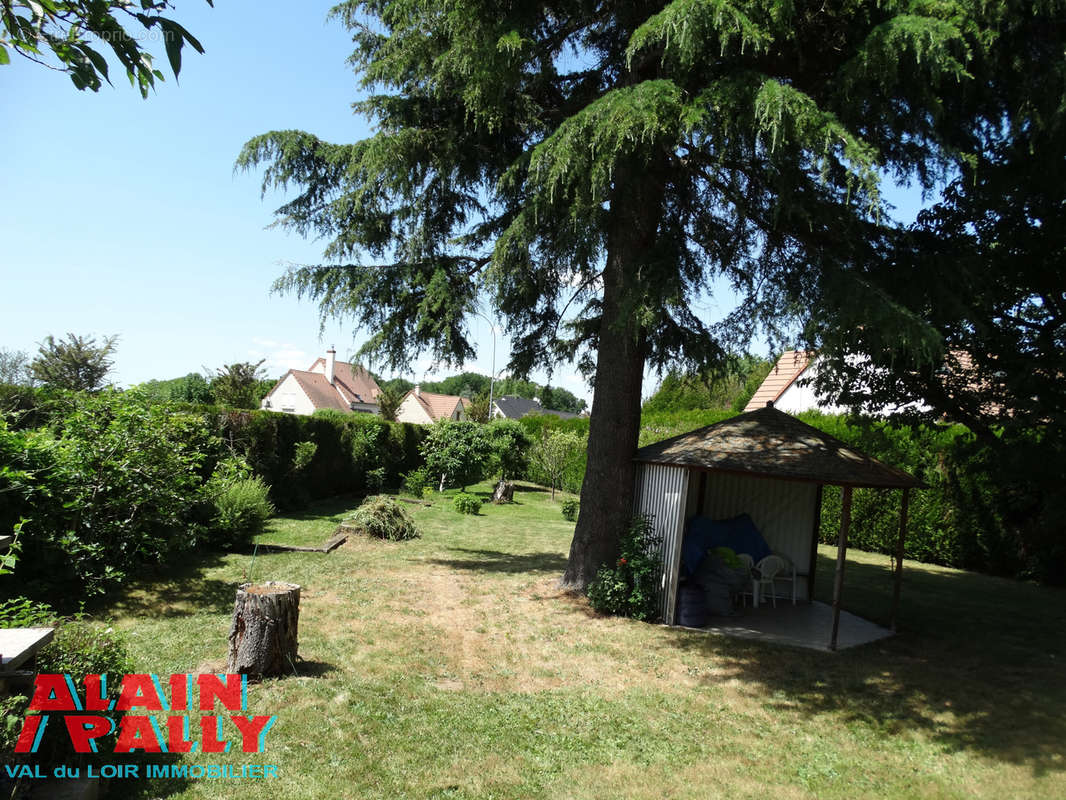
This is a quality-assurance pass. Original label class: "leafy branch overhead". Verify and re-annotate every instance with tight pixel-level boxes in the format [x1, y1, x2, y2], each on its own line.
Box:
[237, 1, 986, 379]
[0, 0, 211, 96]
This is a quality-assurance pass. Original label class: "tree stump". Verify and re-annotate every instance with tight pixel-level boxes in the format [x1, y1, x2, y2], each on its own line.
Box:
[227, 582, 300, 676]
[491, 480, 514, 504]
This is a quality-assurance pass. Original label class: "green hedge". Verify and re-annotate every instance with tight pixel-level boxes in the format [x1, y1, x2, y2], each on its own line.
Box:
[523, 404, 1062, 584]
[800, 413, 1064, 584]
[211, 409, 426, 510]
[518, 414, 589, 493]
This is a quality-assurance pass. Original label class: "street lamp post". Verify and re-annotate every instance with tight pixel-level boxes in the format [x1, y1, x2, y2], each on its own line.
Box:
[473, 309, 496, 418]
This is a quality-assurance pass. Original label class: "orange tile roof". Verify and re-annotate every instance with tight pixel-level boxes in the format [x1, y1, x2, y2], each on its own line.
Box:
[744, 351, 813, 412]
[307, 358, 381, 404]
[406, 389, 465, 420]
[289, 371, 350, 411]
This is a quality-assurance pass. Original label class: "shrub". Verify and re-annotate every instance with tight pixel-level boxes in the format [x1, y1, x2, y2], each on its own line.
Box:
[0, 596, 55, 628]
[210, 476, 275, 548]
[350, 495, 420, 541]
[561, 498, 579, 522]
[7, 390, 224, 598]
[37, 619, 134, 679]
[292, 439, 317, 472]
[223, 410, 426, 509]
[587, 515, 663, 621]
[452, 492, 482, 515]
[27, 621, 134, 769]
[366, 466, 386, 493]
[402, 466, 431, 497]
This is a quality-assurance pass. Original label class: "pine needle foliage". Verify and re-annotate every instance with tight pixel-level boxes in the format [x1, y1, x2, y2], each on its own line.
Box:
[237, 0, 1033, 587]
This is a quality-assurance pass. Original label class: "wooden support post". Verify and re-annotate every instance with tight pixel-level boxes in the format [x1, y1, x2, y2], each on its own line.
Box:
[227, 582, 301, 676]
[889, 487, 910, 631]
[807, 484, 823, 603]
[829, 486, 853, 651]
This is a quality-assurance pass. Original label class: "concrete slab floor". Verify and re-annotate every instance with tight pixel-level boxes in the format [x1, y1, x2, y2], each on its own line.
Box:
[679, 600, 894, 652]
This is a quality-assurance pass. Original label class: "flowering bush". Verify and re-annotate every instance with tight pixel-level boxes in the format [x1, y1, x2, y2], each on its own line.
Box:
[587, 515, 663, 621]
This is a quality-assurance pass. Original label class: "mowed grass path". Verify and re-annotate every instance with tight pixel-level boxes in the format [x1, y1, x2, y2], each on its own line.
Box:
[105, 482, 1066, 800]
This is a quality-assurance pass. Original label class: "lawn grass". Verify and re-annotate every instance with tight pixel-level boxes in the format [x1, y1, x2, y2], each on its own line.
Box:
[96, 481, 1066, 799]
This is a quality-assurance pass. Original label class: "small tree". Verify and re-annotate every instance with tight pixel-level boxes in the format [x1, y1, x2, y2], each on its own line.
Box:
[530, 430, 584, 501]
[485, 419, 531, 482]
[170, 373, 214, 404]
[0, 348, 32, 385]
[211, 360, 267, 409]
[466, 392, 490, 423]
[376, 386, 402, 421]
[30, 333, 117, 391]
[420, 420, 492, 491]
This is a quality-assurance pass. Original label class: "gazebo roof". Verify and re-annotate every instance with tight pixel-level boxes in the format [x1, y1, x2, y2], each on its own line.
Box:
[634, 405, 923, 489]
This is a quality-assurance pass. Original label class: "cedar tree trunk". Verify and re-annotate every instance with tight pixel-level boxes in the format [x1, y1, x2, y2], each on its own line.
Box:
[561, 166, 662, 590]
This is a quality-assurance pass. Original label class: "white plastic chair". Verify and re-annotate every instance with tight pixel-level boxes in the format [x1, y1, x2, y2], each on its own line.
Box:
[753, 554, 789, 608]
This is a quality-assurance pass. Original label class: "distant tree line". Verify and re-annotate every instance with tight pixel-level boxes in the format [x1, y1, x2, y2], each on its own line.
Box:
[374, 371, 587, 414]
[642, 355, 773, 415]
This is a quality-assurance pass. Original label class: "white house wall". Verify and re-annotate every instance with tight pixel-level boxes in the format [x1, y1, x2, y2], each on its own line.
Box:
[687, 471, 818, 599]
[396, 396, 433, 424]
[633, 463, 689, 624]
[262, 373, 316, 415]
[774, 363, 847, 415]
[775, 358, 931, 416]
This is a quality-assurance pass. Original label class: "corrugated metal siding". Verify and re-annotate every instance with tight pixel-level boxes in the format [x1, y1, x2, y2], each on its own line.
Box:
[633, 463, 689, 624]
[689, 471, 818, 599]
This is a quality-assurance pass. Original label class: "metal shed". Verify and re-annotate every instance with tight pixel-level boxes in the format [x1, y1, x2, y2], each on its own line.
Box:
[633, 404, 923, 650]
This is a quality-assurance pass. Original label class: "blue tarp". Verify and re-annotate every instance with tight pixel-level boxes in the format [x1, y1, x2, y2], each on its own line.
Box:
[681, 513, 773, 576]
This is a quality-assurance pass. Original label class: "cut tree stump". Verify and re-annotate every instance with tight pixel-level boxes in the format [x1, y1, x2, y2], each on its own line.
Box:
[227, 581, 301, 676]
[491, 480, 515, 504]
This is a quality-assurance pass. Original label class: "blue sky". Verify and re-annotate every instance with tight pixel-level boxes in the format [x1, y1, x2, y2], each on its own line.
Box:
[0, 2, 927, 405]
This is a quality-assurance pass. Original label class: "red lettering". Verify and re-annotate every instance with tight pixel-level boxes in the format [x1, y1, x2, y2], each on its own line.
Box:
[200, 715, 229, 753]
[197, 674, 243, 711]
[13, 715, 46, 753]
[114, 715, 164, 753]
[166, 716, 195, 753]
[28, 675, 78, 711]
[231, 715, 276, 753]
[64, 715, 113, 753]
[169, 674, 190, 711]
[115, 675, 164, 711]
[84, 675, 110, 711]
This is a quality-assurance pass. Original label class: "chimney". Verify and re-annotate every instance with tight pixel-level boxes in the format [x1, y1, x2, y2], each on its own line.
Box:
[325, 347, 336, 385]
[414, 384, 421, 397]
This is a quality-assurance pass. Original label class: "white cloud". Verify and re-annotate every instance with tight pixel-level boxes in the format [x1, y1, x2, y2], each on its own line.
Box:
[247, 339, 314, 376]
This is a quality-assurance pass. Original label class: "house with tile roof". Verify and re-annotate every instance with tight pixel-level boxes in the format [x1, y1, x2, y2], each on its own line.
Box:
[744, 350, 946, 416]
[742, 351, 847, 414]
[395, 386, 468, 424]
[260, 348, 381, 415]
[490, 395, 579, 420]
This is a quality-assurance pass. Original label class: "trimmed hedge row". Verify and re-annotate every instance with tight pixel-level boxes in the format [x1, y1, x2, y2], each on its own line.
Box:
[809, 415, 1066, 583]
[212, 409, 426, 510]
